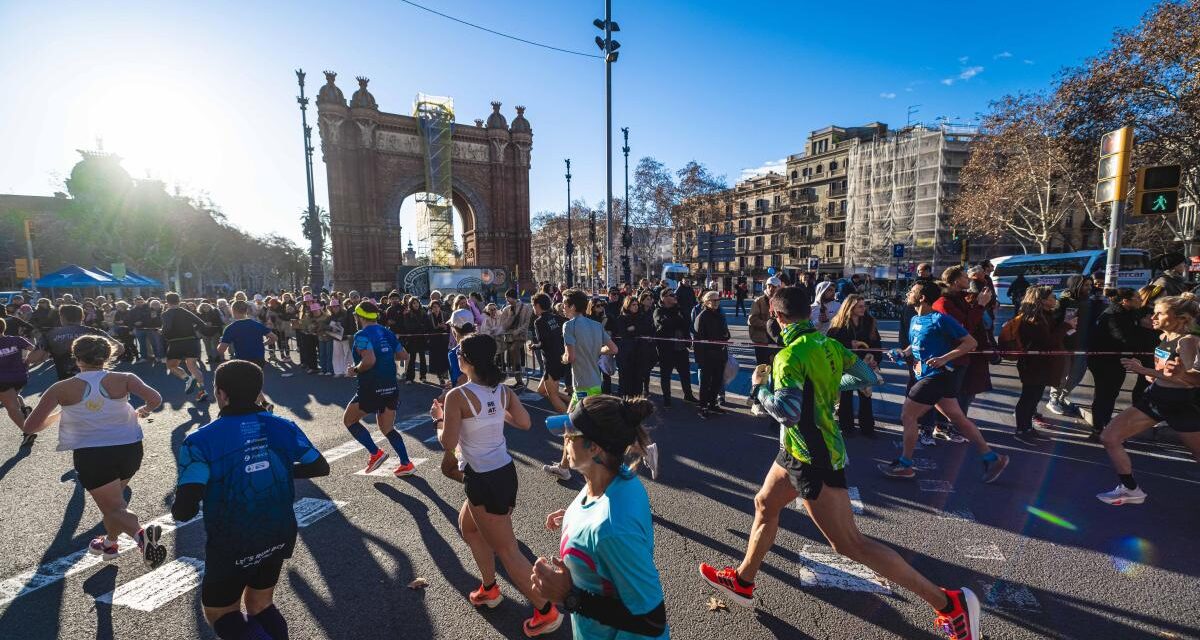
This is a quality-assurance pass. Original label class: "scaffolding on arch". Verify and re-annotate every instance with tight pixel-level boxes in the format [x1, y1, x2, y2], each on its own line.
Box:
[414, 94, 457, 266]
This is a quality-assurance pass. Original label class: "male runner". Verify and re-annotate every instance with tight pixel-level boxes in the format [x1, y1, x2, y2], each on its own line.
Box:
[541, 289, 617, 481]
[218, 300, 276, 411]
[161, 292, 210, 402]
[174, 360, 330, 640]
[698, 287, 984, 640]
[44, 305, 123, 380]
[530, 293, 570, 413]
[879, 281, 1010, 482]
[343, 300, 416, 477]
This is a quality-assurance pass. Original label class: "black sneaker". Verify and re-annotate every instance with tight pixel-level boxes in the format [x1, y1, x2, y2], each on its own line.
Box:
[19, 432, 36, 448]
[709, 405, 727, 415]
[1014, 428, 1048, 445]
[698, 408, 711, 420]
[683, 395, 700, 405]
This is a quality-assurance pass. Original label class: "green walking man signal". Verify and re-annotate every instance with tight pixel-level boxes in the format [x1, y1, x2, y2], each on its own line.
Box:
[1133, 164, 1181, 216]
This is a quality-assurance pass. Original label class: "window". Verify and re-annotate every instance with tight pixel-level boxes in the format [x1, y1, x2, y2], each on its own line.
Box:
[757, 199, 769, 212]
[724, 222, 732, 234]
[755, 217, 764, 228]
[754, 256, 764, 268]
[773, 195, 781, 208]
[725, 204, 732, 215]
[827, 202, 835, 215]
[790, 189, 797, 200]
[772, 214, 780, 227]
[755, 236, 764, 249]
[816, 164, 824, 173]
[740, 202, 748, 213]
[825, 244, 834, 258]
[803, 167, 811, 177]
[739, 256, 747, 269]
[830, 160, 838, 171]
[771, 254, 781, 267]
[790, 170, 798, 179]
[840, 200, 847, 214]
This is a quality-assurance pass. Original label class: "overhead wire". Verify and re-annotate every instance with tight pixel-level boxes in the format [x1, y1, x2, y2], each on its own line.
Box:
[395, 0, 603, 59]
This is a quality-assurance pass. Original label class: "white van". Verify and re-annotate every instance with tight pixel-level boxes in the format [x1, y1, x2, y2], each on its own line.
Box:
[661, 263, 689, 290]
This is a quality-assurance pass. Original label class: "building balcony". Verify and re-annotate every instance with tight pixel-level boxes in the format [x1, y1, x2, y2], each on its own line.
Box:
[791, 193, 818, 204]
[828, 186, 847, 197]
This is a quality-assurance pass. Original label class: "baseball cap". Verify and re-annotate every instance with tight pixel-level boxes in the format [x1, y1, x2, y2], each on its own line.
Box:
[766, 276, 782, 287]
[450, 308, 475, 329]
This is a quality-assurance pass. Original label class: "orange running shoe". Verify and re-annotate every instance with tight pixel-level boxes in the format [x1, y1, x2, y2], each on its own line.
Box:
[698, 562, 754, 607]
[393, 461, 417, 477]
[469, 583, 503, 608]
[523, 604, 563, 637]
[365, 449, 389, 474]
[935, 587, 981, 640]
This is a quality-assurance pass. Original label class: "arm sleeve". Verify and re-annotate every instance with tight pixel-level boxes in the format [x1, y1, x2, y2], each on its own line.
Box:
[755, 386, 806, 425]
[173, 440, 209, 522]
[839, 357, 880, 392]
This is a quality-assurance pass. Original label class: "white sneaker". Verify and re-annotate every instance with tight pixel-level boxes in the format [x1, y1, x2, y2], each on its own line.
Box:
[750, 404, 765, 417]
[1046, 399, 1066, 415]
[1097, 484, 1147, 505]
[919, 431, 937, 447]
[542, 463, 571, 481]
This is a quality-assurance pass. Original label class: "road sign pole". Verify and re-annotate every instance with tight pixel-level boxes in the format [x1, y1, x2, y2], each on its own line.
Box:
[1104, 200, 1124, 290]
[23, 219, 36, 289]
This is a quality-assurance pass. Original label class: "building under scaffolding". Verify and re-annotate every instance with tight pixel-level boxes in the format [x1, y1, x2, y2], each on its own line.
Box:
[845, 124, 984, 276]
[414, 94, 456, 266]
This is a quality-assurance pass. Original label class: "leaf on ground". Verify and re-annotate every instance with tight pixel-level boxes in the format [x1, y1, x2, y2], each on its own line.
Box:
[408, 577, 429, 590]
[707, 596, 727, 612]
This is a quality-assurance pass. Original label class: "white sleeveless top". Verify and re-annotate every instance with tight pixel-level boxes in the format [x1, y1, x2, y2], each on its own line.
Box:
[57, 370, 143, 451]
[455, 382, 512, 473]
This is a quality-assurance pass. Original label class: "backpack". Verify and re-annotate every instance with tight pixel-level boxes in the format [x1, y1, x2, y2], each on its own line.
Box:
[997, 314, 1024, 361]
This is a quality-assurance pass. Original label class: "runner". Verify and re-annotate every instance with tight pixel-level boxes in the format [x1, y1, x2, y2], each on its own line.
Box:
[161, 292, 210, 403]
[173, 360, 330, 640]
[217, 300, 277, 411]
[0, 318, 46, 447]
[697, 287, 984, 640]
[343, 300, 416, 476]
[43, 304, 123, 381]
[530, 293, 571, 413]
[532, 395, 667, 639]
[22, 335, 167, 568]
[1097, 294, 1200, 505]
[431, 334, 563, 637]
[542, 289, 618, 482]
[879, 281, 1010, 483]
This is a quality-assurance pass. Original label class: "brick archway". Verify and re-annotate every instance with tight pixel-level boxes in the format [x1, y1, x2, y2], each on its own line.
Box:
[315, 72, 532, 293]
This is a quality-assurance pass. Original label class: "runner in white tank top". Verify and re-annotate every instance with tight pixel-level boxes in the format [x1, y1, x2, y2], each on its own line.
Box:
[454, 381, 513, 473]
[56, 370, 142, 451]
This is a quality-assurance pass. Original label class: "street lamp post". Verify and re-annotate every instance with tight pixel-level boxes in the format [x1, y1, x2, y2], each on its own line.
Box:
[296, 69, 323, 292]
[565, 159, 575, 289]
[621, 126, 631, 286]
[594, 6, 620, 287]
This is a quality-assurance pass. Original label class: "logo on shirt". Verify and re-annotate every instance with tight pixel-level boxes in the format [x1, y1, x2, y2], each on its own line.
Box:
[486, 400, 497, 416]
[245, 460, 270, 473]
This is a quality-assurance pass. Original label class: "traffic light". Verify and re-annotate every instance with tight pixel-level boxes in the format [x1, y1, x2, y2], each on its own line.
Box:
[1133, 165, 1182, 216]
[15, 259, 27, 279]
[1095, 126, 1133, 204]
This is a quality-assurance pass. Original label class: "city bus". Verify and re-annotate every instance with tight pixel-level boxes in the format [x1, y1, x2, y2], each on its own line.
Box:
[661, 263, 690, 290]
[992, 249, 1152, 305]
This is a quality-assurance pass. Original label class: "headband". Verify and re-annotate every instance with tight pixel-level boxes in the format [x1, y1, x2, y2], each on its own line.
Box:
[355, 306, 379, 320]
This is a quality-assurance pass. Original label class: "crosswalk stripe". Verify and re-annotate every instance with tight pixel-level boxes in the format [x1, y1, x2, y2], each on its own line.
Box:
[959, 539, 1006, 561]
[293, 497, 347, 528]
[95, 557, 205, 611]
[354, 458, 429, 477]
[796, 545, 891, 594]
[918, 479, 955, 493]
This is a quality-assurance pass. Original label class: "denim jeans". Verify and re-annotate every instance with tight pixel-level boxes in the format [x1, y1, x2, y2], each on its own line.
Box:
[134, 329, 151, 361]
[318, 339, 334, 374]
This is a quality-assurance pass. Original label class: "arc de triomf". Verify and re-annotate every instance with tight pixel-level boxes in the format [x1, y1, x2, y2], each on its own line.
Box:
[315, 72, 533, 293]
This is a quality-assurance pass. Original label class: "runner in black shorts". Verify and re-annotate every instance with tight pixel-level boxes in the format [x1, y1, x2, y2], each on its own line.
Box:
[1098, 294, 1200, 505]
[218, 300, 276, 412]
[161, 292, 209, 403]
[0, 317, 45, 447]
[531, 293, 570, 413]
[773, 448, 848, 500]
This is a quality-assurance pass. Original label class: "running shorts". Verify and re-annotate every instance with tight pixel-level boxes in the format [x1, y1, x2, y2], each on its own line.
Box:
[351, 385, 398, 414]
[165, 339, 201, 361]
[907, 372, 960, 405]
[73, 441, 144, 491]
[568, 385, 602, 411]
[463, 461, 519, 515]
[200, 555, 285, 608]
[543, 359, 568, 382]
[1133, 384, 1200, 433]
[775, 448, 847, 501]
[0, 380, 26, 393]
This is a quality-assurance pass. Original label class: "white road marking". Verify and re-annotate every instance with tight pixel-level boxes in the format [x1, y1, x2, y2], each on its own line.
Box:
[322, 435, 387, 464]
[797, 486, 864, 514]
[293, 498, 347, 527]
[796, 545, 891, 594]
[936, 508, 977, 522]
[423, 434, 440, 444]
[912, 458, 938, 471]
[396, 416, 430, 432]
[96, 557, 205, 611]
[960, 540, 1006, 561]
[918, 480, 955, 493]
[355, 457, 429, 477]
[979, 580, 1041, 612]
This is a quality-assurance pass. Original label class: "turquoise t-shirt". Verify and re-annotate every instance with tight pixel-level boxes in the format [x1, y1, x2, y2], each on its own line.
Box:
[560, 467, 668, 639]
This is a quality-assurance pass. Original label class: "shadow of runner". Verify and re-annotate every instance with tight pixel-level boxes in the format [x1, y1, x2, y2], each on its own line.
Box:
[80, 565, 118, 640]
[0, 446, 31, 483]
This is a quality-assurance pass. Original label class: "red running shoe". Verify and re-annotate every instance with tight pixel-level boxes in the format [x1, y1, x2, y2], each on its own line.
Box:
[365, 449, 389, 474]
[522, 604, 563, 637]
[469, 583, 503, 608]
[698, 562, 754, 607]
[935, 587, 981, 640]
[393, 461, 417, 477]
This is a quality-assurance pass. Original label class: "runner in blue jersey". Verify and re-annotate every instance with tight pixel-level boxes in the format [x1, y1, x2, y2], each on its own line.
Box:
[172, 360, 330, 640]
[343, 300, 416, 476]
[217, 299, 277, 412]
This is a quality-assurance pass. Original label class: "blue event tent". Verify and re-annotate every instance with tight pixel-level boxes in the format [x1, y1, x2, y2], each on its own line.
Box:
[22, 265, 163, 290]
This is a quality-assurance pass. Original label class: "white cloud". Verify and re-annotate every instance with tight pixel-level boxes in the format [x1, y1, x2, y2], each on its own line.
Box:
[905, 87, 914, 92]
[958, 56, 970, 64]
[1023, 59, 1035, 64]
[941, 78, 955, 86]
[880, 92, 897, 99]
[994, 51, 1013, 59]
[740, 158, 787, 180]
[959, 65, 983, 80]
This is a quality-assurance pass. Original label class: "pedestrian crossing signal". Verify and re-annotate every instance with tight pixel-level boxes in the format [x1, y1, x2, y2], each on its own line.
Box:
[1133, 165, 1181, 215]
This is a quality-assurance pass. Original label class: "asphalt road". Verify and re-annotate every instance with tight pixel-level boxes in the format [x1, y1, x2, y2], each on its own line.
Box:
[0, 311, 1196, 640]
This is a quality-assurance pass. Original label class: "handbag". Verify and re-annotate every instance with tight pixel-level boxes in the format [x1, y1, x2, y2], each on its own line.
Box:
[723, 351, 739, 386]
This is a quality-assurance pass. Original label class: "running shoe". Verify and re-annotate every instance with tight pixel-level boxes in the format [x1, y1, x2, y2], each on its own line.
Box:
[698, 408, 711, 420]
[469, 583, 503, 608]
[365, 450, 390, 474]
[878, 459, 917, 479]
[1032, 414, 1053, 428]
[981, 454, 1010, 484]
[933, 426, 967, 443]
[88, 536, 120, 561]
[393, 461, 417, 477]
[935, 587, 981, 640]
[683, 395, 700, 405]
[522, 605, 563, 637]
[1046, 399, 1066, 415]
[919, 430, 937, 447]
[698, 563, 754, 607]
[1013, 428, 1047, 445]
[20, 404, 31, 418]
[184, 376, 198, 394]
[1096, 484, 1147, 505]
[19, 432, 36, 448]
[709, 405, 727, 415]
[139, 524, 167, 568]
[542, 463, 571, 481]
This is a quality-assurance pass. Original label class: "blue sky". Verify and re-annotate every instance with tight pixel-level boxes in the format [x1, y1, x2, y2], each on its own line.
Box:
[0, 0, 1159, 246]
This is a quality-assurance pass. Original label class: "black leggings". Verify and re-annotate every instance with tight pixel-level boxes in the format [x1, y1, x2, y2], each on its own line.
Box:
[1015, 383, 1046, 431]
[1088, 358, 1127, 433]
[657, 348, 693, 401]
[698, 351, 725, 408]
[405, 349, 428, 381]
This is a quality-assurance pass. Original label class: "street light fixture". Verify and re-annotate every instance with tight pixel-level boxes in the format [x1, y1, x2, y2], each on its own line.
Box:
[565, 158, 575, 288]
[295, 69, 323, 292]
[594, 3, 620, 286]
[621, 126, 631, 285]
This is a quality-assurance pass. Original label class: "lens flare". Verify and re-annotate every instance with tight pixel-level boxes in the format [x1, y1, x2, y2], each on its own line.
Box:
[1024, 505, 1078, 531]
[1111, 536, 1157, 576]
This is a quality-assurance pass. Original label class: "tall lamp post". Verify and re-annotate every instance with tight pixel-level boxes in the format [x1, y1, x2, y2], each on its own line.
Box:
[594, 6, 620, 287]
[296, 69, 323, 292]
[621, 126, 631, 286]
[565, 159, 575, 288]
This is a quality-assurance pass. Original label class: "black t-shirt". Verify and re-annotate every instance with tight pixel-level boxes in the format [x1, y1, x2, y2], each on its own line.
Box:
[162, 307, 205, 342]
[533, 313, 566, 362]
[45, 325, 112, 380]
